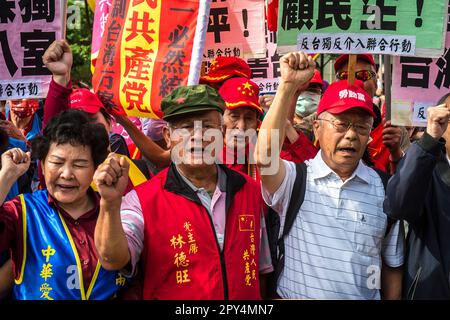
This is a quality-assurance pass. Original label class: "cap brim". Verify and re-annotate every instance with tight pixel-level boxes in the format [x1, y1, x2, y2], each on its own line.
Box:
[326, 104, 376, 119]
[200, 74, 232, 83]
[72, 105, 101, 114]
[163, 106, 224, 121]
[334, 54, 375, 72]
[225, 101, 263, 115]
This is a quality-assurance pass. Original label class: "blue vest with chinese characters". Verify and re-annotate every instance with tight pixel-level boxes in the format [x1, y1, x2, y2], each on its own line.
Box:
[13, 190, 127, 300]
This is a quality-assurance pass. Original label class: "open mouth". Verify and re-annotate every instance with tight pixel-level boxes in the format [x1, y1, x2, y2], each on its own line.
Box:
[188, 147, 205, 154]
[56, 184, 78, 191]
[337, 147, 357, 154]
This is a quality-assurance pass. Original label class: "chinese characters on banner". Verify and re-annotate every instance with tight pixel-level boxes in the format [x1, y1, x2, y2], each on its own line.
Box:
[249, 29, 281, 94]
[91, 0, 112, 72]
[277, 0, 448, 57]
[203, 0, 266, 60]
[0, 0, 63, 99]
[202, 24, 281, 95]
[92, 0, 210, 118]
[392, 31, 450, 127]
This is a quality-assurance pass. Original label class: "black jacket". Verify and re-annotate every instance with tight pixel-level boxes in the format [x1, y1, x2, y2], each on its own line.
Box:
[385, 133, 450, 299]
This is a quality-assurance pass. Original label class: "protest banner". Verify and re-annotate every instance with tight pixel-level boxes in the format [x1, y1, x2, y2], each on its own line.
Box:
[202, 26, 319, 95]
[92, 0, 211, 119]
[0, 0, 64, 100]
[91, 0, 112, 72]
[392, 30, 450, 126]
[277, 0, 449, 58]
[249, 29, 281, 94]
[203, 0, 266, 60]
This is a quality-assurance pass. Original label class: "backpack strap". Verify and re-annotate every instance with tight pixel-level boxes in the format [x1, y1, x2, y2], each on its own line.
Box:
[266, 162, 307, 298]
[281, 162, 308, 238]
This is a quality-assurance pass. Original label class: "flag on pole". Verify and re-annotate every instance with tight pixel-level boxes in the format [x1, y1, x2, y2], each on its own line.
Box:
[266, 0, 278, 32]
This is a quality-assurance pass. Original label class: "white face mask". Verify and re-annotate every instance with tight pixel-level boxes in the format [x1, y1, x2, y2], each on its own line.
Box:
[295, 92, 321, 117]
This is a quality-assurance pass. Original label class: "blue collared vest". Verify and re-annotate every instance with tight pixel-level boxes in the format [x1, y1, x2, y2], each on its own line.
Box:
[13, 190, 127, 300]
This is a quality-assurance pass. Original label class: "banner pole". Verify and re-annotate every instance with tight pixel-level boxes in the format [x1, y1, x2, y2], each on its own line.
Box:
[384, 55, 392, 121]
[347, 54, 357, 84]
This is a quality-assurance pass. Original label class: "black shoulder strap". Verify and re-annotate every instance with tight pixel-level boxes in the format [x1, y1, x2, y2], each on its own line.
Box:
[281, 162, 307, 238]
[373, 168, 389, 190]
[373, 168, 395, 236]
[266, 162, 308, 298]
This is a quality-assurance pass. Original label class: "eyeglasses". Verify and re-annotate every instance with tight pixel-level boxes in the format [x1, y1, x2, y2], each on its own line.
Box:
[169, 123, 222, 135]
[318, 118, 372, 136]
[336, 70, 377, 82]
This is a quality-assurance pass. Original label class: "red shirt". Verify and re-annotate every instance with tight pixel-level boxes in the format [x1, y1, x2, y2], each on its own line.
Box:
[0, 189, 100, 290]
[280, 130, 318, 163]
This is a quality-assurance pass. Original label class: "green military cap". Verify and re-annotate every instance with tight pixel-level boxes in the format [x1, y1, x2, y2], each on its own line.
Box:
[161, 84, 226, 121]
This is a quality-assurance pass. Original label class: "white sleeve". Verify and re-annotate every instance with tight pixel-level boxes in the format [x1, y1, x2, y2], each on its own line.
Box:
[260, 160, 297, 234]
[381, 220, 405, 268]
[120, 189, 145, 276]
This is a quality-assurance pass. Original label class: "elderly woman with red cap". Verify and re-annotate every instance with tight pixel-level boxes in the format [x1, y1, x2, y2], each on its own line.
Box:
[42, 40, 172, 176]
[42, 40, 129, 157]
[41, 40, 152, 190]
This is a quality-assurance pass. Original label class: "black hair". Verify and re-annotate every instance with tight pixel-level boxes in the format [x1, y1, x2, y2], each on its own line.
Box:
[438, 93, 450, 105]
[0, 127, 9, 155]
[31, 109, 109, 168]
[98, 107, 112, 125]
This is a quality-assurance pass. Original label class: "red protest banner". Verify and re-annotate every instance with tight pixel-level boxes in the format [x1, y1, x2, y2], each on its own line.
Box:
[92, 0, 209, 118]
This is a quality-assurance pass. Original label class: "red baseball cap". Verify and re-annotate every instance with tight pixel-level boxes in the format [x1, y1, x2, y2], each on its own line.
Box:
[200, 57, 251, 88]
[219, 77, 263, 115]
[310, 69, 323, 86]
[69, 89, 105, 114]
[317, 80, 376, 118]
[334, 54, 376, 72]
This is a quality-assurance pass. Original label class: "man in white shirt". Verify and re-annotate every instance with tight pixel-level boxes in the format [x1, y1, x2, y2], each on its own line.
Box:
[255, 51, 404, 299]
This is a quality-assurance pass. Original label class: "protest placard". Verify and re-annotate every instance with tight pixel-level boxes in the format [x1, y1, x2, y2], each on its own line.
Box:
[0, 0, 64, 99]
[203, 0, 266, 59]
[92, 0, 210, 118]
[392, 30, 450, 126]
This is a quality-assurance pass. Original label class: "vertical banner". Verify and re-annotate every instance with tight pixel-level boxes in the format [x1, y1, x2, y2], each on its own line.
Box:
[91, 0, 112, 72]
[0, 0, 63, 99]
[277, 0, 448, 57]
[92, 0, 211, 119]
[203, 0, 266, 60]
[266, 0, 279, 32]
[392, 31, 450, 126]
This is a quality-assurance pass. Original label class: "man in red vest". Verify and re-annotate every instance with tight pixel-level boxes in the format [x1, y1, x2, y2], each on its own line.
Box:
[93, 85, 272, 299]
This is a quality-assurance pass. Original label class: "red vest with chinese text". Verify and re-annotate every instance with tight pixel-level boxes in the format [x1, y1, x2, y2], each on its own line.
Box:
[135, 165, 262, 300]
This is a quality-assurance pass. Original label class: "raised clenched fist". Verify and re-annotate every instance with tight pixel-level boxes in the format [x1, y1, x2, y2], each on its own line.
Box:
[426, 104, 450, 140]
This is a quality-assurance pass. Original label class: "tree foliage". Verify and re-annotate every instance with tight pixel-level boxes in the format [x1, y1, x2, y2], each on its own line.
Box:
[66, 0, 92, 87]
